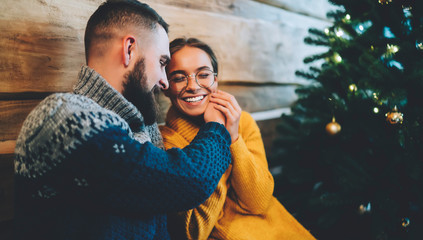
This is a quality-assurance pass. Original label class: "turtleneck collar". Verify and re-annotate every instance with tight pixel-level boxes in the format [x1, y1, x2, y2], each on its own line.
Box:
[165, 106, 204, 143]
[73, 65, 144, 131]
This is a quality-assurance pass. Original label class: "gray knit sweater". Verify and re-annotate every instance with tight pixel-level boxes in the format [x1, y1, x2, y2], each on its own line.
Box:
[14, 65, 232, 240]
[73, 65, 164, 148]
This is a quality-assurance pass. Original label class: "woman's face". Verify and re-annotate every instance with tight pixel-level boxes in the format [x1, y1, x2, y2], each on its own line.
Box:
[165, 46, 218, 117]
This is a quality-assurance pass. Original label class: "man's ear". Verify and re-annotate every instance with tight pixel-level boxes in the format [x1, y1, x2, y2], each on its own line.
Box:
[123, 35, 136, 67]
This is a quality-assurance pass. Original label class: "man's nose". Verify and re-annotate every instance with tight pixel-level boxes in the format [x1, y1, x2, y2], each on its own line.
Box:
[159, 74, 169, 90]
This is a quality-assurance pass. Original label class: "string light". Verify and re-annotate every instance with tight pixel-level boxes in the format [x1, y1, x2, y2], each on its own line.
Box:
[335, 29, 345, 37]
[387, 44, 399, 54]
[385, 44, 399, 57]
[378, 0, 392, 4]
[324, 28, 330, 35]
[355, 20, 372, 35]
[343, 14, 351, 23]
[334, 53, 343, 63]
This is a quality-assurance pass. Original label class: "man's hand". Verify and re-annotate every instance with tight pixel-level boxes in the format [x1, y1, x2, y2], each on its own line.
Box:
[209, 90, 241, 144]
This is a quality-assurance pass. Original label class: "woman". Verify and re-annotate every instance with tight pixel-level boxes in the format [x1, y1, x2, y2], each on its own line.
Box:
[160, 37, 315, 240]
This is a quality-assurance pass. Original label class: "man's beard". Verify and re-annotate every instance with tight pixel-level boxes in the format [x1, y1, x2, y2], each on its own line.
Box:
[122, 58, 160, 126]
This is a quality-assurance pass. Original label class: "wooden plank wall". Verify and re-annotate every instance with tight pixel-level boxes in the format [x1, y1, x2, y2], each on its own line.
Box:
[0, 0, 335, 238]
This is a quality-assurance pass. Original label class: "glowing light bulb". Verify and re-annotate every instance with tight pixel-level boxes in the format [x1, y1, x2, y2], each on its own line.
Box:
[373, 93, 378, 100]
[335, 29, 344, 37]
[387, 44, 399, 54]
[334, 53, 342, 63]
[324, 28, 330, 35]
[349, 84, 357, 92]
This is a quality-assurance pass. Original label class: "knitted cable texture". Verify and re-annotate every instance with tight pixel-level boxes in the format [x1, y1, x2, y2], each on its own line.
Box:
[161, 107, 316, 240]
[73, 65, 163, 148]
[14, 66, 232, 240]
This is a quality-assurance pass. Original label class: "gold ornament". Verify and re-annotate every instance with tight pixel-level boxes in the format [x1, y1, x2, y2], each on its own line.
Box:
[385, 106, 404, 124]
[326, 117, 341, 135]
[378, 0, 392, 4]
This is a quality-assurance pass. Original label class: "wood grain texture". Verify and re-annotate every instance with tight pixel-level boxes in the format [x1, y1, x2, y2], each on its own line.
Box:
[143, 0, 336, 22]
[218, 84, 297, 111]
[0, 141, 15, 155]
[1, 0, 330, 94]
[146, 1, 330, 85]
[0, 19, 84, 93]
[0, 0, 101, 93]
[253, 0, 338, 20]
[0, 100, 42, 141]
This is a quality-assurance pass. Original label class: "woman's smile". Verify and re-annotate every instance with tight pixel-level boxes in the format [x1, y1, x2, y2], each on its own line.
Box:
[181, 94, 206, 103]
[165, 46, 218, 117]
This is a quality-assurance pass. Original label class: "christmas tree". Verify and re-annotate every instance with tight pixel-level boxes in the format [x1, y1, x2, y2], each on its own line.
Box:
[270, 0, 423, 239]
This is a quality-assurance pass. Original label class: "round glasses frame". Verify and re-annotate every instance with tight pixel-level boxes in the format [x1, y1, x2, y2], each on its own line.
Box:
[169, 69, 217, 90]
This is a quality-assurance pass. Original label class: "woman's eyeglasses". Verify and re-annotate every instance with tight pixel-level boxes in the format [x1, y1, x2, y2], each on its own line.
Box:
[169, 69, 217, 90]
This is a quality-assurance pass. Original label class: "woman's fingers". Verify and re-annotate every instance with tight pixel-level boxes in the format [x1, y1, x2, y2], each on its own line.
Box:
[210, 90, 241, 144]
[211, 90, 241, 112]
[210, 98, 239, 125]
[213, 103, 234, 120]
[214, 104, 239, 143]
[210, 91, 241, 116]
[209, 97, 236, 114]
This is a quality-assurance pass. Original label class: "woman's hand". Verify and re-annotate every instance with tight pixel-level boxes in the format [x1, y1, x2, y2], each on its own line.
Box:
[204, 102, 226, 126]
[209, 90, 241, 144]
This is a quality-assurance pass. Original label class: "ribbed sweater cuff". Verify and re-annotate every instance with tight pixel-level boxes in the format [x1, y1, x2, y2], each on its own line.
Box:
[201, 122, 231, 146]
[230, 135, 247, 159]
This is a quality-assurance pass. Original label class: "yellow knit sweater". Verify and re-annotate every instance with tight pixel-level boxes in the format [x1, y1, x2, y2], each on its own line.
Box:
[160, 107, 315, 240]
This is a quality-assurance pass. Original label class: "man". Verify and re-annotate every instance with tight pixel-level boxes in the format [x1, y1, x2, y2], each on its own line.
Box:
[14, 1, 232, 239]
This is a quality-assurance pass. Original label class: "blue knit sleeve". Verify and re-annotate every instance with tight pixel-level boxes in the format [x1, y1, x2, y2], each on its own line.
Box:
[14, 94, 231, 216]
[14, 89, 235, 239]
[66, 121, 231, 215]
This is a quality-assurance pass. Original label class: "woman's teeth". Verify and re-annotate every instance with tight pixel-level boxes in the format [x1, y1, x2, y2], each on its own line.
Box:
[184, 95, 204, 102]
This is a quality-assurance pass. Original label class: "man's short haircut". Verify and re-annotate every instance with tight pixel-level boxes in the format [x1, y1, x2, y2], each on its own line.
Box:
[84, 0, 169, 61]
